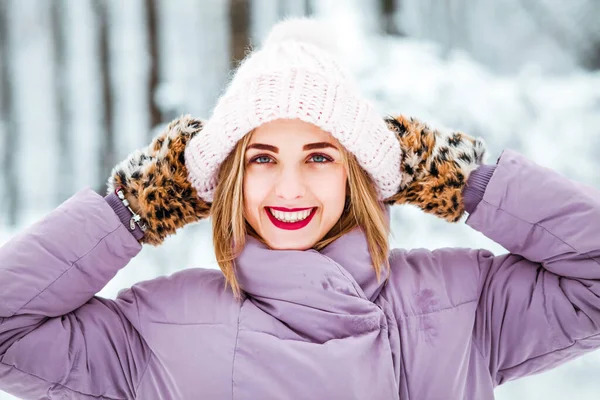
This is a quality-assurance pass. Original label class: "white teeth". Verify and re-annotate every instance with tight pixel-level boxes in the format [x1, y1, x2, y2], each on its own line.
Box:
[269, 208, 313, 223]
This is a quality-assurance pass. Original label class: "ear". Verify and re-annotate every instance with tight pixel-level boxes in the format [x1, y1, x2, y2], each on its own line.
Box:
[382, 115, 486, 223]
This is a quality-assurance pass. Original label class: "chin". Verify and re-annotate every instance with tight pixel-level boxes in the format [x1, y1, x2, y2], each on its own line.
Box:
[263, 234, 318, 251]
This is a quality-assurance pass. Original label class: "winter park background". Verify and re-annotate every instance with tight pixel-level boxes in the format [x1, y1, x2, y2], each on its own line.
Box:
[1, 0, 599, 399]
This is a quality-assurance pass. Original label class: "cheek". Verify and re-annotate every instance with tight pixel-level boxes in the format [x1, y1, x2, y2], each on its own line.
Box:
[243, 171, 271, 215]
[307, 168, 347, 208]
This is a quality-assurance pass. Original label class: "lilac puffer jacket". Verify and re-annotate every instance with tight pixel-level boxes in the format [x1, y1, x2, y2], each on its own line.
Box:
[1, 149, 599, 399]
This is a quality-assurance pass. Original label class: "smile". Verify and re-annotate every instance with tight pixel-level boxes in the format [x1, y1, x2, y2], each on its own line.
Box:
[265, 207, 317, 230]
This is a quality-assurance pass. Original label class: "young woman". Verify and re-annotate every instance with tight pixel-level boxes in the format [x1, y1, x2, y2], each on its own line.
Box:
[1, 18, 599, 400]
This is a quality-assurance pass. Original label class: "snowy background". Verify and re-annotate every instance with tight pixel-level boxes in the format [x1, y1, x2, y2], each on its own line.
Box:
[1, 0, 599, 398]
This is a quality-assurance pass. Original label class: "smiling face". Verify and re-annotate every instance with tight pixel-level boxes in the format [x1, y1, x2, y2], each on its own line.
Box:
[243, 119, 348, 250]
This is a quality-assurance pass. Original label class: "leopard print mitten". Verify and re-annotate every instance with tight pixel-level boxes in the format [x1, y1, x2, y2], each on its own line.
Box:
[383, 115, 487, 223]
[106, 115, 211, 246]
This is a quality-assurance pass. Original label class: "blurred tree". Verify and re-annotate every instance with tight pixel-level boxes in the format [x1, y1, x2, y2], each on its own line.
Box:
[229, 0, 250, 68]
[395, 0, 600, 73]
[591, 47, 600, 70]
[145, 0, 162, 131]
[520, 0, 600, 70]
[381, 0, 402, 35]
[93, 0, 116, 194]
[0, 0, 18, 226]
[51, 0, 73, 202]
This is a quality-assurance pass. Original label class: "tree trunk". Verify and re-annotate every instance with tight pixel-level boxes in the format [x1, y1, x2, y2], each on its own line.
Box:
[0, 0, 18, 227]
[588, 46, 600, 70]
[381, 0, 402, 35]
[51, 0, 71, 202]
[229, 0, 250, 68]
[145, 0, 161, 133]
[93, 1, 115, 193]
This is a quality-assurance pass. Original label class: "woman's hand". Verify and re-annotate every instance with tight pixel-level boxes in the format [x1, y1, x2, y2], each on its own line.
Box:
[383, 115, 487, 222]
[106, 115, 211, 246]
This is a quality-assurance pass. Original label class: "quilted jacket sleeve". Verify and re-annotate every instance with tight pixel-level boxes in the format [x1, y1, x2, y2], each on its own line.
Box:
[468, 149, 600, 385]
[0, 188, 150, 399]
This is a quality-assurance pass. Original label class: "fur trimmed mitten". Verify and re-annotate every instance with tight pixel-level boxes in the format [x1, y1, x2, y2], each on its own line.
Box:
[383, 115, 487, 223]
[106, 115, 211, 246]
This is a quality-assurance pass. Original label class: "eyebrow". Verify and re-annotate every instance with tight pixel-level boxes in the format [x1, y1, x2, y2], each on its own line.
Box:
[246, 142, 339, 153]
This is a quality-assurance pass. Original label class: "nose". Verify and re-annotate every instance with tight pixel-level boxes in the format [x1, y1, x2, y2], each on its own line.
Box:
[274, 165, 306, 201]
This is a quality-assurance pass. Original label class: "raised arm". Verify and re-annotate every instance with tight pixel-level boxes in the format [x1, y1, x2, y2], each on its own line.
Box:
[384, 115, 600, 385]
[0, 189, 148, 399]
[466, 149, 600, 384]
[0, 115, 210, 399]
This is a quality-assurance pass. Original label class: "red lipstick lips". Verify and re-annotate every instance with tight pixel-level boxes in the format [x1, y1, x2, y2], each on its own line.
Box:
[265, 207, 317, 230]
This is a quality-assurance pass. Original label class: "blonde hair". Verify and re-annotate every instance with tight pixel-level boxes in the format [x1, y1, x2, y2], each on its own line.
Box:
[211, 131, 390, 299]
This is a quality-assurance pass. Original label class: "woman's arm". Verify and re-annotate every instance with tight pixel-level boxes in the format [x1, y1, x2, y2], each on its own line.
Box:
[0, 115, 211, 398]
[467, 149, 600, 385]
[384, 115, 600, 385]
[0, 189, 149, 399]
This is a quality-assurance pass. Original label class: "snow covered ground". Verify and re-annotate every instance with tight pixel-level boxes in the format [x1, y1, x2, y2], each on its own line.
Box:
[1, 5, 600, 400]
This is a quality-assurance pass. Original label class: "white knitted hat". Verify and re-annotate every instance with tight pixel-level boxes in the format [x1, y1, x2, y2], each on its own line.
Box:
[185, 17, 402, 203]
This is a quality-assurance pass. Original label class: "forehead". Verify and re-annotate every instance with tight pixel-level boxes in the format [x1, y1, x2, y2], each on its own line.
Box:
[249, 119, 335, 145]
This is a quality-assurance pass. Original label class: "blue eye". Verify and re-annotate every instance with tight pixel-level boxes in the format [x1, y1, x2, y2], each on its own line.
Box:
[309, 154, 331, 163]
[253, 156, 273, 164]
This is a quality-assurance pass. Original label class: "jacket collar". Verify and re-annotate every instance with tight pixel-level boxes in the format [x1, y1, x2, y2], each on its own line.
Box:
[319, 227, 390, 301]
[236, 226, 389, 303]
[234, 226, 389, 342]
